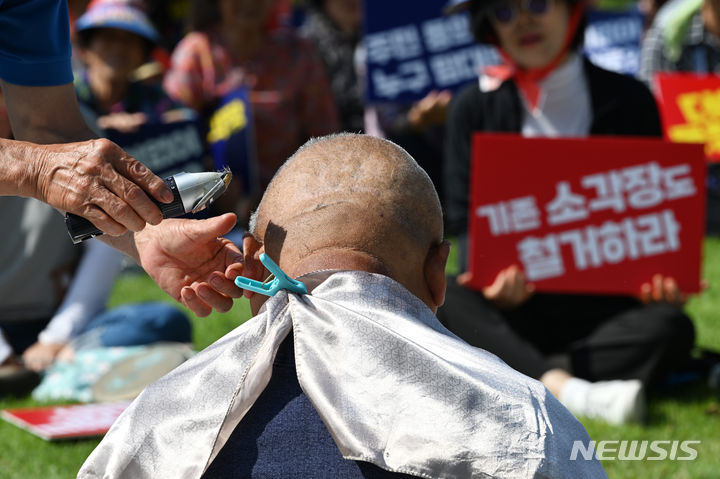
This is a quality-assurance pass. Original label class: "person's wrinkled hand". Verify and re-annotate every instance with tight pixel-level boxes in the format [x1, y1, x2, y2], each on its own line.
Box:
[134, 213, 245, 317]
[22, 341, 66, 372]
[471, 265, 535, 309]
[97, 112, 147, 133]
[31, 138, 174, 235]
[407, 90, 452, 130]
[639, 274, 690, 305]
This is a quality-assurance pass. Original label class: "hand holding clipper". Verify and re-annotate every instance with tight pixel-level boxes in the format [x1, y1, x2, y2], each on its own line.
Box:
[65, 168, 232, 244]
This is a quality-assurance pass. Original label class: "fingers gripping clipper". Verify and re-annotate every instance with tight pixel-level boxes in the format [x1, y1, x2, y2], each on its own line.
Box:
[64, 168, 232, 244]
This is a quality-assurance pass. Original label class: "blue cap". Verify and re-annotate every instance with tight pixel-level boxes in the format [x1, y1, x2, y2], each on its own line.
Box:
[75, 2, 160, 44]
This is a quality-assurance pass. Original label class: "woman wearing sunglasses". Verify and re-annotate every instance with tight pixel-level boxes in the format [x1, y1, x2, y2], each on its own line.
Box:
[440, 0, 696, 425]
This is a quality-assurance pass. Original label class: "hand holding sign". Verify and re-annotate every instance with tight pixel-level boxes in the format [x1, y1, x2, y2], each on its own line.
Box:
[467, 135, 705, 296]
[459, 266, 535, 309]
[639, 274, 687, 305]
[407, 90, 452, 130]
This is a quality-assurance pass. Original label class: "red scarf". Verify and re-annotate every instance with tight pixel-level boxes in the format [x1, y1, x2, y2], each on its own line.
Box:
[484, 2, 585, 112]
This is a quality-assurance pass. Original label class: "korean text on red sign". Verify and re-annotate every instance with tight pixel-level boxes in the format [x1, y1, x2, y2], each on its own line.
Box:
[467, 134, 705, 295]
[654, 73, 720, 161]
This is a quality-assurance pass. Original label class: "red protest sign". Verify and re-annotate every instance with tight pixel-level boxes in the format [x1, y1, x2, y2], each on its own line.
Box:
[1, 401, 130, 440]
[467, 134, 705, 295]
[654, 73, 720, 161]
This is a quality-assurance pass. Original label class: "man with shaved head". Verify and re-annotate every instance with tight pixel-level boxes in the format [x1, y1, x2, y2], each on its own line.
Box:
[79, 134, 605, 479]
[243, 133, 446, 315]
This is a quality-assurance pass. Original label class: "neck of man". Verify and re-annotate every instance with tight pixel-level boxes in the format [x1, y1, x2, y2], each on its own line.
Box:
[287, 248, 391, 280]
[250, 248, 417, 315]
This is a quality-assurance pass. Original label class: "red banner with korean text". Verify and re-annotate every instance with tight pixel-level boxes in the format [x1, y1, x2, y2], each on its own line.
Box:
[467, 134, 705, 295]
[654, 73, 720, 161]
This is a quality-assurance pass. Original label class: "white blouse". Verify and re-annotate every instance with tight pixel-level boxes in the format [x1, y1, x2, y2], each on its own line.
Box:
[521, 53, 593, 138]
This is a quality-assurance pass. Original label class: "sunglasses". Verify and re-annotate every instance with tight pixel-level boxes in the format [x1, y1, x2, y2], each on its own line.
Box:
[491, 0, 554, 24]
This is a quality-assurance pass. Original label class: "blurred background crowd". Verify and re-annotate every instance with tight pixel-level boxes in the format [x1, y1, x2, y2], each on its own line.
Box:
[2, 0, 720, 427]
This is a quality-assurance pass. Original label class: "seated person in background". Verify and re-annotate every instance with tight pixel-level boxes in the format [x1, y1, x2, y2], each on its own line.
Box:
[78, 133, 606, 479]
[163, 0, 339, 223]
[0, 1, 213, 387]
[0, 0, 246, 344]
[73, 0, 190, 134]
[639, 0, 720, 84]
[19, 240, 191, 374]
[1, 70, 185, 392]
[300, 0, 451, 201]
[441, 0, 695, 424]
[300, 0, 365, 133]
[0, 207, 241, 393]
[0, 214, 192, 397]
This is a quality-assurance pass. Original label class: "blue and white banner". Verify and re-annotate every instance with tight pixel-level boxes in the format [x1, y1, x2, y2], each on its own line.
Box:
[584, 6, 645, 76]
[364, 0, 498, 103]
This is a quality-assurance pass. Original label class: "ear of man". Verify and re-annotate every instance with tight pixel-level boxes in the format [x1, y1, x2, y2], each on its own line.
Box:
[423, 240, 451, 313]
[238, 235, 279, 315]
[239, 234, 267, 297]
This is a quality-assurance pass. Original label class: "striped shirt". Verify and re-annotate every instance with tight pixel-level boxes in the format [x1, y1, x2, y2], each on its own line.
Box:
[640, 8, 720, 87]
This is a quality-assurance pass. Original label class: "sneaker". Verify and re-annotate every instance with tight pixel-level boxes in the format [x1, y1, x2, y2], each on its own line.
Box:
[564, 379, 646, 425]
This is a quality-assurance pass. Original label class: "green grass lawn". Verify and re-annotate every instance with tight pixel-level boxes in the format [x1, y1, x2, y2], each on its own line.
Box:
[0, 275, 252, 479]
[2, 240, 720, 478]
[582, 237, 720, 479]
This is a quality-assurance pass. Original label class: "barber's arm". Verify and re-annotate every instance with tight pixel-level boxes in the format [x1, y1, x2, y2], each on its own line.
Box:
[0, 81, 174, 236]
[0, 82, 243, 317]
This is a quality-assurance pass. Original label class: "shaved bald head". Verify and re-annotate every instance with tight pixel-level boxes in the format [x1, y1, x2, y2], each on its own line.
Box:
[249, 133, 443, 285]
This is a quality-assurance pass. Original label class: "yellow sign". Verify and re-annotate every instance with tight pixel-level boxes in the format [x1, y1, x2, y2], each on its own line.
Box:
[207, 99, 248, 144]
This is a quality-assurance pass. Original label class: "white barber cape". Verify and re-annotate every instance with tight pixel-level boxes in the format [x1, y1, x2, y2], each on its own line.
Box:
[78, 271, 606, 479]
